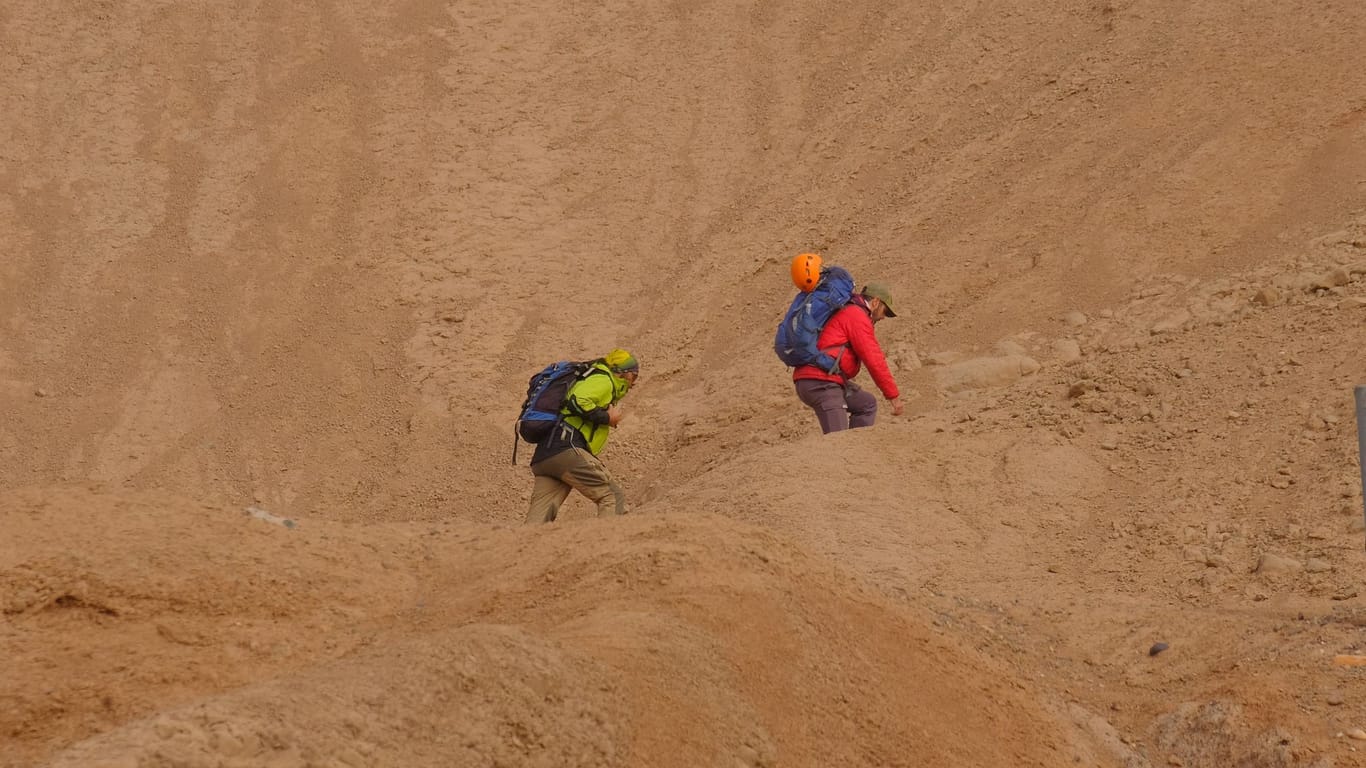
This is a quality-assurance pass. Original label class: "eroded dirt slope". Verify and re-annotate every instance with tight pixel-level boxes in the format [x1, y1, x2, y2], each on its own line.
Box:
[3, 0, 1366, 766]
[3, 490, 1107, 767]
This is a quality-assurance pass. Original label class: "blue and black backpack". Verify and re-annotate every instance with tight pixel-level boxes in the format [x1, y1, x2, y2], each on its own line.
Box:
[512, 360, 597, 464]
[774, 265, 856, 374]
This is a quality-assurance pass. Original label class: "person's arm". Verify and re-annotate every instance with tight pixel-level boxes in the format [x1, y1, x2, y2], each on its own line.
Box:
[846, 314, 901, 401]
[565, 374, 615, 424]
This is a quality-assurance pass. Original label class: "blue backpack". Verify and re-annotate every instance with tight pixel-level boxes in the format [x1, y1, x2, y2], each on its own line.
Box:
[512, 360, 598, 464]
[774, 266, 856, 374]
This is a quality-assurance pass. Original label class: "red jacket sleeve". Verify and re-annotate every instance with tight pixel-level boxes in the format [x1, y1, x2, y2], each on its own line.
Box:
[844, 310, 900, 400]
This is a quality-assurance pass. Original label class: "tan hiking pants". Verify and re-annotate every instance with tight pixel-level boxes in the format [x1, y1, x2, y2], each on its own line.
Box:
[526, 447, 626, 523]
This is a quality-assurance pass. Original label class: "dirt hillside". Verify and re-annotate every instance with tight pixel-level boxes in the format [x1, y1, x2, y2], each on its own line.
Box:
[3, 1, 1366, 766]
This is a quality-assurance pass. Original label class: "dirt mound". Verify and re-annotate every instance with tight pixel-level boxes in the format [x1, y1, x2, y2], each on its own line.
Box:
[0, 489, 420, 765]
[5, 489, 1104, 767]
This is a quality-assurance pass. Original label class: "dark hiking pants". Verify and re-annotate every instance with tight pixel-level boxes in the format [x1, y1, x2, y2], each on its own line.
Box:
[795, 379, 877, 434]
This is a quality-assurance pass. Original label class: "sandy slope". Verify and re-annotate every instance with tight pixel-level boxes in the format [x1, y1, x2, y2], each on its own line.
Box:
[3, 0, 1366, 766]
[4, 491, 1101, 767]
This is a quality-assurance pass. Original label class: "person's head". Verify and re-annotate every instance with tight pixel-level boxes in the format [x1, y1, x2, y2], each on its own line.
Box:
[860, 283, 898, 323]
[603, 348, 640, 386]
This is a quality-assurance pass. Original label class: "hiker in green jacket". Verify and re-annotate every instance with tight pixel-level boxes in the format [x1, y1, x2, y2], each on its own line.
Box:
[526, 348, 640, 523]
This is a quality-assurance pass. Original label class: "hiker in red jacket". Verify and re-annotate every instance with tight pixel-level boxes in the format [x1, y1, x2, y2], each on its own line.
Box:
[792, 283, 905, 433]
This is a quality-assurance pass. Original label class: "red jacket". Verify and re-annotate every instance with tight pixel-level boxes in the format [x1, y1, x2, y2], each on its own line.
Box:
[792, 295, 901, 400]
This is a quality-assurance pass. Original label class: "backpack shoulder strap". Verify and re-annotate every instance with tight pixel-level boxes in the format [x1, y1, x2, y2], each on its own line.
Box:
[562, 364, 609, 417]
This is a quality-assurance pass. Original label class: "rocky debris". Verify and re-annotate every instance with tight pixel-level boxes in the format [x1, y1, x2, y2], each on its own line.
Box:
[935, 355, 1041, 394]
[1254, 553, 1302, 574]
[1067, 380, 1097, 398]
[888, 346, 922, 372]
[995, 339, 1029, 357]
[1181, 546, 1230, 568]
[1150, 309, 1192, 335]
[1151, 701, 1309, 768]
[1314, 267, 1351, 290]
[1021, 254, 1366, 363]
[1052, 338, 1082, 362]
[924, 351, 964, 366]
[1312, 229, 1355, 248]
[1251, 285, 1284, 303]
[1065, 703, 1146, 767]
[1273, 272, 1320, 293]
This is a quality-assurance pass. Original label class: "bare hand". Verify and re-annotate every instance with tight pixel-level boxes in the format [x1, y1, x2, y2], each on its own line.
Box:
[890, 397, 905, 417]
[608, 405, 624, 427]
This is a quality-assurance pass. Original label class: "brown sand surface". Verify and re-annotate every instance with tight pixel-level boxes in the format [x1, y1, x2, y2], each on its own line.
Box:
[4, 1, 1366, 766]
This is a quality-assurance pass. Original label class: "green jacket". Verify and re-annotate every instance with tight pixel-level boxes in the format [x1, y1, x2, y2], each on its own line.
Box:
[560, 362, 631, 455]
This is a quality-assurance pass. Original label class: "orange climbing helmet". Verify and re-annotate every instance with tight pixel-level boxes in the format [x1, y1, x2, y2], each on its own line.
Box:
[790, 252, 823, 292]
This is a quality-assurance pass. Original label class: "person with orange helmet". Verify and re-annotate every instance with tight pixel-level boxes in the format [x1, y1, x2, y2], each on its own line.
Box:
[526, 348, 640, 523]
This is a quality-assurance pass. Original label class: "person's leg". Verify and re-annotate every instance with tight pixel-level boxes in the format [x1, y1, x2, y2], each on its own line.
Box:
[844, 382, 879, 428]
[527, 460, 574, 523]
[559, 448, 627, 516]
[795, 379, 850, 433]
